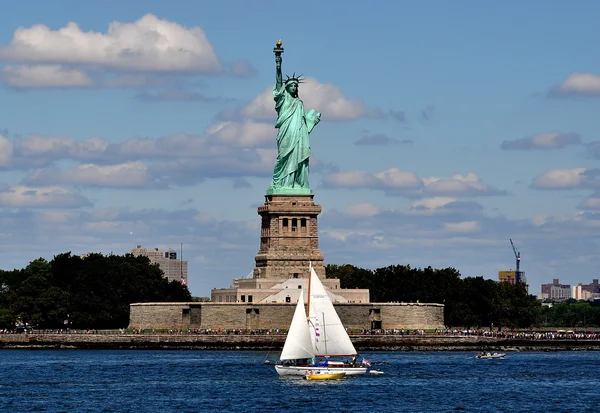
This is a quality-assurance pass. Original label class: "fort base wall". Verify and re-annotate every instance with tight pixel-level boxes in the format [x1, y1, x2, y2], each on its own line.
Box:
[129, 302, 445, 331]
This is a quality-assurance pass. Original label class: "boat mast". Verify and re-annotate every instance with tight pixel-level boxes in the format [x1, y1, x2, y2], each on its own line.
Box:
[322, 312, 327, 355]
[306, 261, 312, 318]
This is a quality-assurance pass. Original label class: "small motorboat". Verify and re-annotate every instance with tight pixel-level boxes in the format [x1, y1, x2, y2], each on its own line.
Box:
[369, 369, 385, 375]
[304, 370, 346, 381]
[476, 352, 505, 359]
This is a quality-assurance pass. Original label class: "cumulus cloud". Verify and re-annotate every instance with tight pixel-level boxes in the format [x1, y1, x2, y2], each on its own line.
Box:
[354, 133, 413, 146]
[22, 162, 154, 189]
[579, 195, 600, 210]
[345, 202, 382, 218]
[149, 148, 275, 186]
[501, 132, 582, 150]
[0, 14, 222, 73]
[0, 124, 280, 188]
[422, 173, 506, 196]
[531, 168, 589, 189]
[443, 220, 480, 233]
[134, 90, 225, 102]
[0, 134, 12, 167]
[1, 135, 110, 169]
[0, 185, 91, 208]
[323, 168, 504, 198]
[1, 65, 93, 88]
[235, 77, 368, 121]
[549, 73, 600, 97]
[205, 121, 274, 148]
[410, 197, 457, 211]
[323, 168, 422, 191]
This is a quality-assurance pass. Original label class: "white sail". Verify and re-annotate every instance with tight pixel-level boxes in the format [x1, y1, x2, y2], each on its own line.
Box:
[308, 267, 358, 357]
[279, 290, 315, 361]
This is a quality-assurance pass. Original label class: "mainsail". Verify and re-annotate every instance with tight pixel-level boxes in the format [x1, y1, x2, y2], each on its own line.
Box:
[279, 289, 314, 361]
[307, 267, 358, 357]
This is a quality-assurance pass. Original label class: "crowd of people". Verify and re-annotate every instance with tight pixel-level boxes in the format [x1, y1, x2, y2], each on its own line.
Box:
[2, 327, 599, 339]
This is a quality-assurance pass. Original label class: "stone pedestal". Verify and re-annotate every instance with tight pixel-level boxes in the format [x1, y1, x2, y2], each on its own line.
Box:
[253, 194, 325, 280]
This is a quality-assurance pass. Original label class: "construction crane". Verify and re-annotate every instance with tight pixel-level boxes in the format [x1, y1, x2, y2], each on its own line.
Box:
[509, 239, 523, 283]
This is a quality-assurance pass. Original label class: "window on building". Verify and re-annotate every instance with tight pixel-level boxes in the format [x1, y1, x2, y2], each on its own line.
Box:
[241, 295, 245, 302]
[248, 295, 253, 303]
[298, 285, 302, 289]
[282, 218, 288, 228]
[293, 273, 299, 279]
[285, 296, 291, 303]
[301, 218, 307, 228]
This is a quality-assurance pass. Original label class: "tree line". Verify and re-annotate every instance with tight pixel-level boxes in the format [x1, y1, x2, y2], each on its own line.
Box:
[325, 264, 600, 329]
[1, 253, 598, 330]
[0, 252, 191, 330]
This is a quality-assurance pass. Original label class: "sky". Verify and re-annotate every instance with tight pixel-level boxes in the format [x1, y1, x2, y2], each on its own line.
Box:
[1, 0, 599, 297]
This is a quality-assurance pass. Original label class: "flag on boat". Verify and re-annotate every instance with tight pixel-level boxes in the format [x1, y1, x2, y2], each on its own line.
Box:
[361, 358, 371, 367]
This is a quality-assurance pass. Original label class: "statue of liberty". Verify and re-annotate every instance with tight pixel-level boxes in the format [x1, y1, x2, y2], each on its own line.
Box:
[267, 40, 321, 195]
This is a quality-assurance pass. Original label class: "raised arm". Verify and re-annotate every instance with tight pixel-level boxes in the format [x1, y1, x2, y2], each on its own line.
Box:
[275, 54, 282, 88]
[274, 40, 284, 89]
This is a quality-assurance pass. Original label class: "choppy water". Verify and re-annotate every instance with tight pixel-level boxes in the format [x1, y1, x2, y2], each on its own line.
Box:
[1, 350, 599, 412]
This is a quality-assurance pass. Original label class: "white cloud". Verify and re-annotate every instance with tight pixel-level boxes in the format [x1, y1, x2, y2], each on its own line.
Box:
[15, 134, 109, 161]
[443, 220, 480, 233]
[531, 168, 588, 189]
[205, 121, 275, 148]
[501, 132, 581, 150]
[239, 77, 368, 121]
[423, 173, 500, 196]
[550, 72, 600, 97]
[323, 168, 421, 190]
[323, 169, 503, 197]
[345, 202, 382, 217]
[410, 197, 457, 210]
[2, 65, 93, 88]
[0, 135, 12, 167]
[580, 196, 600, 210]
[24, 162, 151, 188]
[0, 14, 222, 73]
[0, 185, 91, 208]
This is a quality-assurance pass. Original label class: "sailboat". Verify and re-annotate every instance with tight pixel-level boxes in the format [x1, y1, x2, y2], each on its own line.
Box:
[274, 265, 368, 377]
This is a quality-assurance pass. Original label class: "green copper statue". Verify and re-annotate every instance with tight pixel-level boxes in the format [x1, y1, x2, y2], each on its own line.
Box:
[266, 40, 321, 195]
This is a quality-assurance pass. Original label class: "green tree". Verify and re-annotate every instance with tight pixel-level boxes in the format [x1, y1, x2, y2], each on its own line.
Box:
[0, 252, 192, 330]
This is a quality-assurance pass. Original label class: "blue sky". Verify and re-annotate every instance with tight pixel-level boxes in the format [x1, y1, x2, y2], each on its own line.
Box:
[1, 0, 600, 296]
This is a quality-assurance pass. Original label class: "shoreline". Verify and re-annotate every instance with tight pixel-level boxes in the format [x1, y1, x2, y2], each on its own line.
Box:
[1, 333, 600, 351]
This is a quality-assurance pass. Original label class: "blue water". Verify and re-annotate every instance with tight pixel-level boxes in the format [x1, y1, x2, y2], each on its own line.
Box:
[1, 350, 599, 412]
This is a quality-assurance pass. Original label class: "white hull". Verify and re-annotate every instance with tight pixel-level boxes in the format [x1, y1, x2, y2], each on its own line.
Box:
[275, 365, 367, 377]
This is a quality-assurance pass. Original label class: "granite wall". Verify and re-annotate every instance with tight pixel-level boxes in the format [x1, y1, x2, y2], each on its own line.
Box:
[128, 302, 445, 331]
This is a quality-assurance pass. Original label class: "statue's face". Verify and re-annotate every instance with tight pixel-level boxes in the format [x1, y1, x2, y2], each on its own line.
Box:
[286, 82, 298, 96]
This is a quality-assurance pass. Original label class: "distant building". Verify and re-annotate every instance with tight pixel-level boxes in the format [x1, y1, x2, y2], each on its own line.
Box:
[539, 279, 571, 301]
[498, 270, 518, 284]
[572, 283, 594, 300]
[582, 279, 600, 295]
[130, 245, 188, 285]
[572, 279, 600, 301]
[498, 270, 527, 285]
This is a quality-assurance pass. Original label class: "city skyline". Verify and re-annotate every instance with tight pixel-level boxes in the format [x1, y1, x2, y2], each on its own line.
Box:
[1, 1, 599, 296]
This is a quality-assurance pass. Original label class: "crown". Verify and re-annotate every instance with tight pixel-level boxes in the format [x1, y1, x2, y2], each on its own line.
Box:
[284, 72, 304, 84]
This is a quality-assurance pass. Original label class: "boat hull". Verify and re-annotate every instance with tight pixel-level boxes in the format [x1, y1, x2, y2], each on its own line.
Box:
[275, 365, 367, 377]
[305, 372, 345, 381]
[476, 353, 505, 359]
